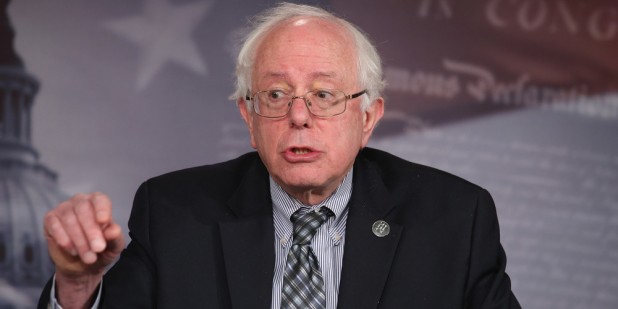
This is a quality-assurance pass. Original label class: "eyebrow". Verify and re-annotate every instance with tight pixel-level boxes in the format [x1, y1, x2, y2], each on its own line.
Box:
[260, 71, 340, 81]
[309, 71, 339, 79]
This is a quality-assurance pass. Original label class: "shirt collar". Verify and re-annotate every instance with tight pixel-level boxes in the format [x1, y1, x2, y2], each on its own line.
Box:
[271, 168, 353, 245]
[270, 168, 353, 220]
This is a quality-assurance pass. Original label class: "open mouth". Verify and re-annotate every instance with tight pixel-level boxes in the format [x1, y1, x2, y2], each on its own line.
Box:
[283, 147, 319, 162]
[291, 147, 311, 155]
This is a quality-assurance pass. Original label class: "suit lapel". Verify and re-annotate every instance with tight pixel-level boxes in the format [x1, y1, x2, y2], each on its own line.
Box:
[337, 154, 403, 308]
[219, 159, 275, 309]
[216, 152, 403, 308]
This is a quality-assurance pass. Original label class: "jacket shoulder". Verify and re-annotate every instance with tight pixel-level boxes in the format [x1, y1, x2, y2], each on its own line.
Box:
[143, 152, 264, 199]
[359, 147, 482, 193]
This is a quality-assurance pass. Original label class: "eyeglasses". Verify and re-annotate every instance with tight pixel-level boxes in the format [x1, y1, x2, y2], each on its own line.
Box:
[245, 89, 366, 118]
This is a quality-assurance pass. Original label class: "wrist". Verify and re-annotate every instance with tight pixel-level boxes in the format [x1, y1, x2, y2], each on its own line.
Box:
[54, 272, 102, 309]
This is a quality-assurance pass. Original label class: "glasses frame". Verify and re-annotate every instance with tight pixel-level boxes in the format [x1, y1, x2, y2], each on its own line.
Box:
[245, 89, 367, 118]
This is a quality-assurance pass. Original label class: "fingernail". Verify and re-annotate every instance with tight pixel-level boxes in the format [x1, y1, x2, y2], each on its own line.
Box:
[69, 249, 78, 256]
[83, 251, 97, 264]
[96, 211, 106, 221]
[91, 239, 106, 252]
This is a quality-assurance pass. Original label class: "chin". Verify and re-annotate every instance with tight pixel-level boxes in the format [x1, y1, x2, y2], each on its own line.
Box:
[281, 175, 320, 188]
[277, 173, 323, 190]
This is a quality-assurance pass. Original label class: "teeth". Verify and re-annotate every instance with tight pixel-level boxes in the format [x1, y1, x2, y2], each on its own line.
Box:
[293, 148, 309, 154]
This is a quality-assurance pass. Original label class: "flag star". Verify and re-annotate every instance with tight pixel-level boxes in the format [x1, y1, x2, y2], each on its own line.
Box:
[103, 0, 214, 90]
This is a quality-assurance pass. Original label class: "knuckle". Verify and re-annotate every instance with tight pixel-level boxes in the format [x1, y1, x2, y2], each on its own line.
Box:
[69, 230, 87, 247]
[86, 230, 102, 243]
[45, 218, 61, 235]
[44, 212, 56, 225]
[57, 200, 72, 211]
[72, 193, 87, 201]
[56, 237, 72, 248]
[74, 200, 92, 215]
[93, 194, 111, 208]
[60, 212, 77, 226]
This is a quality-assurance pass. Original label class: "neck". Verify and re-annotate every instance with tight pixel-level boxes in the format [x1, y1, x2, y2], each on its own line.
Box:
[289, 188, 333, 206]
[276, 169, 353, 206]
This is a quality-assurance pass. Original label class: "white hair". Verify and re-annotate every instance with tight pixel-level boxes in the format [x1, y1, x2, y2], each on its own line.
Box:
[230, 2, 385, 110]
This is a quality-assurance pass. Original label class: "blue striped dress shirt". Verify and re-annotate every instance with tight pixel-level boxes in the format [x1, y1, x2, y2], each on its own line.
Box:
[270, 169, 353, 309]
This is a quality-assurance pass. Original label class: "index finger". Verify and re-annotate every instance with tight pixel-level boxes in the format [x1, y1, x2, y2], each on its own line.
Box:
[91, 192, 113, 224]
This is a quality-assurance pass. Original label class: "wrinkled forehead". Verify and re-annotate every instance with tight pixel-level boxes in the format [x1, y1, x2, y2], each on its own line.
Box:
[252, 16, 359, 85]
[265, 16, 355, 49]
[275, 16, 351, 37]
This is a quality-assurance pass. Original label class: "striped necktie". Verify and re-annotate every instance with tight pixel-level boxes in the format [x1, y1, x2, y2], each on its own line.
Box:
[281, 207, 333, 309]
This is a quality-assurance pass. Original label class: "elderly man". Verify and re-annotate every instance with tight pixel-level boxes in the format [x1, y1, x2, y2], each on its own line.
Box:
[40, 3, 520, 309]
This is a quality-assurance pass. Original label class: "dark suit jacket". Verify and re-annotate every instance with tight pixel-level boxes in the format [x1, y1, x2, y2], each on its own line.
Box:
[40, 148, 520, 308]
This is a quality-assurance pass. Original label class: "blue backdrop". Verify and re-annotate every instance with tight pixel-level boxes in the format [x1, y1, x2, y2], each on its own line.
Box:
[1, 0, 617, 308]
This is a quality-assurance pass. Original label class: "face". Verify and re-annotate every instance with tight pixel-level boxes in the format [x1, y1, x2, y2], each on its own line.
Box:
[239, 17, 384, 205]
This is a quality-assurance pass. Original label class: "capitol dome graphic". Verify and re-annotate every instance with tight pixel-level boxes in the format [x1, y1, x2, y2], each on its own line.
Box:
[0, 0, 64, 306]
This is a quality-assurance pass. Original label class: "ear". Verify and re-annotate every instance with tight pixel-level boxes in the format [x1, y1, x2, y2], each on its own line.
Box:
[238, 98, 258, 149]
[360, 97, 384, 147]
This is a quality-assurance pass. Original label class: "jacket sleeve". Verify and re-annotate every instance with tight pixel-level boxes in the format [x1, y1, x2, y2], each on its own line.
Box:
[97, 181, 156, 308]
[37, 277, 53, 309]
[37, 275, 102, 309]
[464, 188, 521, 309]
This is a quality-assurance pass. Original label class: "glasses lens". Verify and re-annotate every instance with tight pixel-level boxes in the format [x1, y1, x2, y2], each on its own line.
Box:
[306, 89, 346, 117]
[255, 90, 290, 117]
[252, 89, 349, 117]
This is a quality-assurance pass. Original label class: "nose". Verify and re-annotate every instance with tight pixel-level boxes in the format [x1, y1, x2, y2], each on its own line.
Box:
[287, 96, 311, 128]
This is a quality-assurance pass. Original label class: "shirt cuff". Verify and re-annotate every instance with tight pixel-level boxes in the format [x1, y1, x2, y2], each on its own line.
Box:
[49, 274, 103, 309]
